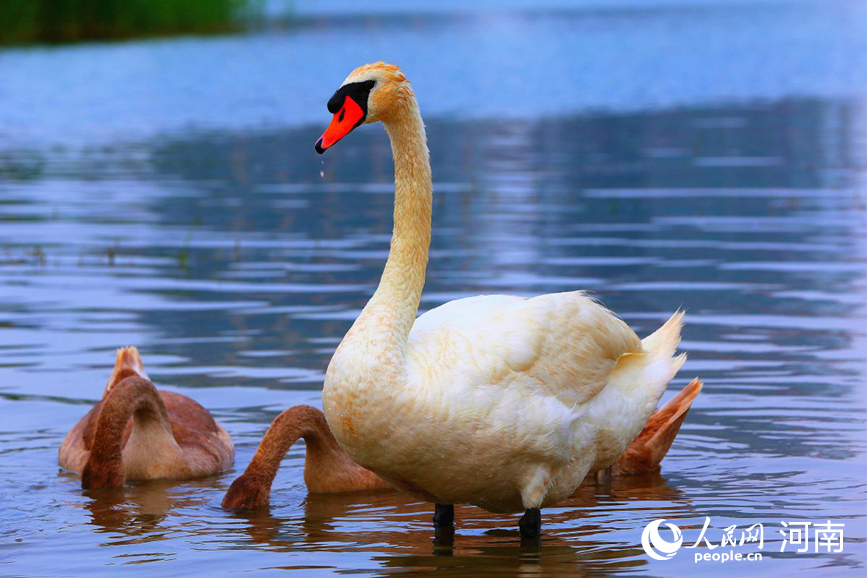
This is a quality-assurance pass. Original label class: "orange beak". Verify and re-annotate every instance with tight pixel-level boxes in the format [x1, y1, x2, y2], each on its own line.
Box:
[315, 96, 365, 154]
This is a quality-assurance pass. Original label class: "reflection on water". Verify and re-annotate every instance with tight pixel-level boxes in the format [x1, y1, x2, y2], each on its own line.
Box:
[0, 83, 865, 578]
[222, 473, 682, 577]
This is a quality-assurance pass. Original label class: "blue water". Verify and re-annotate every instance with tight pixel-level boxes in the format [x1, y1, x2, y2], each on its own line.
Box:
[0, 1, 865, 576]
[1, 1, 864, 147]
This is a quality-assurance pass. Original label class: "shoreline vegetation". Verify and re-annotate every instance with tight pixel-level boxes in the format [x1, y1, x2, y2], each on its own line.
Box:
[0, 0, 266, 46]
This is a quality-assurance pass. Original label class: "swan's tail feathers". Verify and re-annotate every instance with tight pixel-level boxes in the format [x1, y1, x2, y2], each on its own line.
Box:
[642, 309, 685, 363]
[637, 310, 687, 399]
[104, 346, 150, 395]
[613, 378, 703, 475]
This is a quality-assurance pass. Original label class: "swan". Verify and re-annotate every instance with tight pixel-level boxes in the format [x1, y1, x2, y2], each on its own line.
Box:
[221, 378, 701, 509]
[222, 404, 389, 509]
[315, 61, 688, 539]
[59, 347, 234, 489]
[596, 377, 701, 479]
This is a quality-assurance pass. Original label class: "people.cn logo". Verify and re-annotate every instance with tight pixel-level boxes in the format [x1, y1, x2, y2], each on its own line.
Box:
[641, 519, 684, 560]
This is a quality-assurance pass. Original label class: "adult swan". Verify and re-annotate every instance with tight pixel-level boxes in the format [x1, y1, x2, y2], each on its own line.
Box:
[315, 62, 687, 540]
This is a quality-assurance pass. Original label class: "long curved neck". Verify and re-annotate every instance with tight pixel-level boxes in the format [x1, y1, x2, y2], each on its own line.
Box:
[237, 406, 384, 497]
[83, 376, 176, 488]
[240, 406, 319, 492]
[355, 99, 432, 356]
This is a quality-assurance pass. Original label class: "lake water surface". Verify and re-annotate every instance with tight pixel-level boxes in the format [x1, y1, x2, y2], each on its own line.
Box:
[1, 2, 866, 576]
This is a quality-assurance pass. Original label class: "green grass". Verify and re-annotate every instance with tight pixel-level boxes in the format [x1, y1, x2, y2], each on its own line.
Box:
[0, 0, 263, 46]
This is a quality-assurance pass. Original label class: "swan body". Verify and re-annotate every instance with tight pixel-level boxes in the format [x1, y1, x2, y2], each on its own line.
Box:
[606, 377, 702, 477]
[328, 297, 684, 513]
[59, 347, 234, 488]
[222, 378, 701, 509]
[315, 62, 687, 529]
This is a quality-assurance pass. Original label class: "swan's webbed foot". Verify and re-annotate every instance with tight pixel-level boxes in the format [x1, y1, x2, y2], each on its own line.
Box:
[519, 508, 542, 541]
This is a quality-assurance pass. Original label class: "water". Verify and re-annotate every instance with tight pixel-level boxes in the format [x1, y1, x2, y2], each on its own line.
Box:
[1, 2, 866, 576]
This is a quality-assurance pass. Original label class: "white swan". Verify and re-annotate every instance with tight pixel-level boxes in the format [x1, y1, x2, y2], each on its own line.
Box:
[315, 62, 686, 539]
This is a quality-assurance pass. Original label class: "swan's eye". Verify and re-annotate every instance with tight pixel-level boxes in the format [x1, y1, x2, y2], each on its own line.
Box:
[327, 80, 376, 113]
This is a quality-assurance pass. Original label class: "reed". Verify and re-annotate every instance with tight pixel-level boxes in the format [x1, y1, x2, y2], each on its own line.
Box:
[0, 0, 262, 46]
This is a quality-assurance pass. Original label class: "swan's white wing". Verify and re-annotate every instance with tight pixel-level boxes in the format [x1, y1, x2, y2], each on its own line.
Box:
[407, 291, 642, 409]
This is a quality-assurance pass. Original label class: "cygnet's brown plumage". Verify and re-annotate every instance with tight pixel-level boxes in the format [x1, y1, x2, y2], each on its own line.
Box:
[59, 347, 233, 489]
[223, 405, 386, 509]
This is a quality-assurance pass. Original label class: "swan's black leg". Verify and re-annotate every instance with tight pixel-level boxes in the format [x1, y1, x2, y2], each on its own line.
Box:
[433, 504, 455, 551]
[519, 508, 542, 540]
[433, 503, 454, 527]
